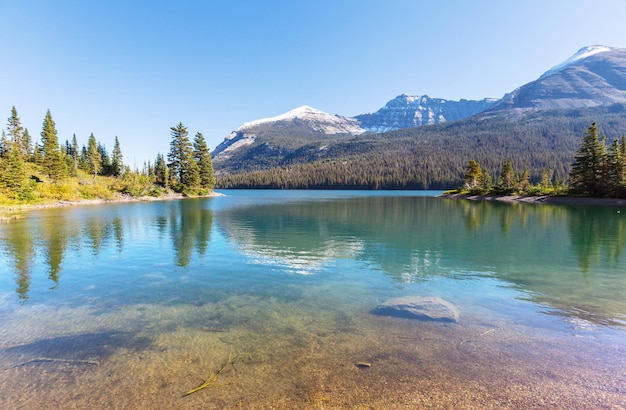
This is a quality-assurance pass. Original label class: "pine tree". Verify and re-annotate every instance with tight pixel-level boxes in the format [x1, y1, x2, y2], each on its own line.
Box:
[111, 136, 124, 177]
[498, 159, 516, 192]
[154, 153, 169, 189]
[167, 122, 199, 191]
[570, 122, 607, 196]
[0, 130, 8, 157]
[518, 168, 530, 192]
[462, 160, 482, 191]
[479, 168, 493, 192]
[193, 132, 216, 191]
[98, 142, 111, 175]
[70, 134, 79, 173]
[540, 168, 554, 189]
[606, 138, 624, 196]
[79, 145, 89, 171]
[87, 133, 102, 178]
[40, 110, 67, 181]
[23, 128, 33, 161]
[0, 141, 28, 198]
[7, 106, 29, 160]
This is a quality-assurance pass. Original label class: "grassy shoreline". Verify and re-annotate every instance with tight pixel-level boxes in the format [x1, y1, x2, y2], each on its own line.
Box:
[0, 191, 224, 221]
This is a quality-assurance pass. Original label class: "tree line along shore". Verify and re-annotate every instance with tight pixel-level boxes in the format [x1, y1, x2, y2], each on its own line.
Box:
[449, 122, 626, 200]
[0, 107, 215, 206]
[1, 102, 624, 208]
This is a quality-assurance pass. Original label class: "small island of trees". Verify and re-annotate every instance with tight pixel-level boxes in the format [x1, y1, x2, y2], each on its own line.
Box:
[0, 107, 215, 205]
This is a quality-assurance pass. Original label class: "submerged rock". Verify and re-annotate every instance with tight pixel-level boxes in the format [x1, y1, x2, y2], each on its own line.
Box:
[371, 296, 460, 323]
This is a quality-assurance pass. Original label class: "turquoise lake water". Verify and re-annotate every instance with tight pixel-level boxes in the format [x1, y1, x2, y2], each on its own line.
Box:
[0, 190, 625, 408]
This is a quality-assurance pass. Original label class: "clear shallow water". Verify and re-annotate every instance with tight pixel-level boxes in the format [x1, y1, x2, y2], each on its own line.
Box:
[0, 190, 625, 408]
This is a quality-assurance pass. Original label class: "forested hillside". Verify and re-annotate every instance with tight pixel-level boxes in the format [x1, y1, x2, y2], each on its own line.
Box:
[216, 104, 626, 189]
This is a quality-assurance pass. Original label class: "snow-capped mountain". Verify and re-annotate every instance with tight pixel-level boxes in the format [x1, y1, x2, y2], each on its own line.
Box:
[491, 45, 626, 111]
[213, 45, 626, 168]
[212, 105, 365, 160]
[238, 105, 365, 134]
[355, 95, 498, 133]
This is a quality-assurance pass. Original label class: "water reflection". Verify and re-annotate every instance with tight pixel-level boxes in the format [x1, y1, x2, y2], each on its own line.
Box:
[217, 197, 626, 327]
[0, 199, 214, 300]
[1, 195, 626, 327]
[567, 205, 626, 272]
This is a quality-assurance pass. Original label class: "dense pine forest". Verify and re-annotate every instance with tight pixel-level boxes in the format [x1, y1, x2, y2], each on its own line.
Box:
[216, 104, 626, 192]
[0, 107, 215, 205]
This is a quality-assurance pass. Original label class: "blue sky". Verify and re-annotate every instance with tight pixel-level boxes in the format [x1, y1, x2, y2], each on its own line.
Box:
[1, 0, 625, 167]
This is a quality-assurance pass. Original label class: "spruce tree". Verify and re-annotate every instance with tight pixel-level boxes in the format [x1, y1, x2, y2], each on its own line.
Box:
[7, 106, 28, 160]
[193, 132, 216, 191]
[606, 138, 625, 196]
[518, 168, 530, 192]
[462, 160, 482, 191]
[498, 159, 516, 192]
[71, 134, 79, 173]
[98, 142, 111, 175]
[154, 153, 169, 189]
[111, 136, 124, 177]
[0, 130, 7, 157]
[0, 141, 29, 198]
[167, 122, 199, 191]
[540, 168, 554, 189]
[570, 122, 607, 196]
[87, 133, 102, 177]
[40, 110, 67, 181]
[23, 128, 33, 161]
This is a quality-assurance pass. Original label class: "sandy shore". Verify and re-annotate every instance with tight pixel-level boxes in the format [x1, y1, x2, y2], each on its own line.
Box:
[440, 193, 626, 206]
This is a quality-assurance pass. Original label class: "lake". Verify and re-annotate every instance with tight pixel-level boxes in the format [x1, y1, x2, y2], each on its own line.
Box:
[0, 190, 625, 408]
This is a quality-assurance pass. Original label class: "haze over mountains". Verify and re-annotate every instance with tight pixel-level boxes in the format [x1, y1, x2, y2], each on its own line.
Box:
[213, 45, 626, 186]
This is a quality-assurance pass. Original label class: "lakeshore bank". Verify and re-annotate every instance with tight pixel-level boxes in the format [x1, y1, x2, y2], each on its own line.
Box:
[440, 193, 626, 206]
[0, 191, 225, 221]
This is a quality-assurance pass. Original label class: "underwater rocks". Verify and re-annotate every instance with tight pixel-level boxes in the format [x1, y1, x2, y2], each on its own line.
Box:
[371, 296, 460, 323]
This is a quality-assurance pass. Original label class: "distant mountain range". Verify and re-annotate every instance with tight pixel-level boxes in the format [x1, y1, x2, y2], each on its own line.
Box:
[213, 45, 626, 185]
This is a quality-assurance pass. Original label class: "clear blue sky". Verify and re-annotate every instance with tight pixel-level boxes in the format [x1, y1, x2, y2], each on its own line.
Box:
[1, 0, 625, 167]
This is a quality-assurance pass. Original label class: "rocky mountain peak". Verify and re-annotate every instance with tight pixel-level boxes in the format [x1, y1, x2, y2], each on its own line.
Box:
[355, 94, 497, 133]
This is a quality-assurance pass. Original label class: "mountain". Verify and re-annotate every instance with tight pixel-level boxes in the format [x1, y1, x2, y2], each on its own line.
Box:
[490, 45, 626, 111]
[213, 45, 626, 185]
[355, 94, 497, 133]
[216, 104, 626, 189]
[212, 106, 365, 161]
[212, 96, 495, 165]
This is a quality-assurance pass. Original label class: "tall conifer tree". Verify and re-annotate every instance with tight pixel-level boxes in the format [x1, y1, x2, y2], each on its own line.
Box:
[570, 122, 607, 196]
[40, 110, 67, 181]
[87, 133, 102, 178]
[7, 106, 29, 160]
[193, 132, 216, 191]
[167, 122, 199, 191]
[111, 136, 124, 177]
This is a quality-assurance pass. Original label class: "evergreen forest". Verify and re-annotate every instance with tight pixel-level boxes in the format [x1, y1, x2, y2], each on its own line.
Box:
[215, 104, 626, 192]
[0, 107, 215, 205]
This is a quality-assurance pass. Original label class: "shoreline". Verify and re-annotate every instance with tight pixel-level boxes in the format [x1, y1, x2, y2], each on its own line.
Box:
[0, 191, 225, 220]
[440, 193, 626, 206]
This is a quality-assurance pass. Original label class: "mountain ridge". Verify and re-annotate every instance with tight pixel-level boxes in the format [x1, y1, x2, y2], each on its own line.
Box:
[212, 45, 626, 185]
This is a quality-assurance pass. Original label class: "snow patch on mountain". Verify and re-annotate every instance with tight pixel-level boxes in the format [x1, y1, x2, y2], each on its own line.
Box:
[540, 45, 613, 79]
[238, 105, 366, 135]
